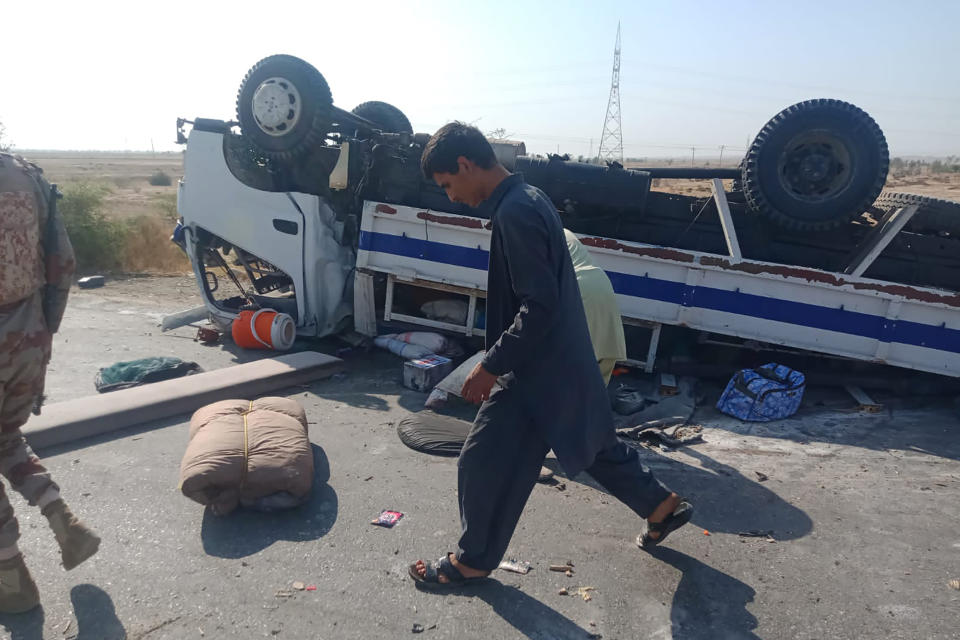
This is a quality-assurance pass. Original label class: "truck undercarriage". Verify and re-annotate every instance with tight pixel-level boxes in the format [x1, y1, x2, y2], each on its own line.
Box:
[174, 55, 960, 378]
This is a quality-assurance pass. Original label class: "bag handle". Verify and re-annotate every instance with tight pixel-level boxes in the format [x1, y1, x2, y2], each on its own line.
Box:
[733, 371, 758, 399]
[755, 364, 791, 384]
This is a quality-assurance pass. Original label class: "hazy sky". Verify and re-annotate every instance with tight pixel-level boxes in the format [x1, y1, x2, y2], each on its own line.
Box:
[2, 0, 958, 158]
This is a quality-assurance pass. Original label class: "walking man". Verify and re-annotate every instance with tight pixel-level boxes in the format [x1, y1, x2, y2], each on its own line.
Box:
[0, 153, 100, 612]
[410, 124, 692, 587]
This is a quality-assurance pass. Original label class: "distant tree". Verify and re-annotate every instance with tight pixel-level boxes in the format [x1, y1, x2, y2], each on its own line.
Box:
[0, 121, 10, 152]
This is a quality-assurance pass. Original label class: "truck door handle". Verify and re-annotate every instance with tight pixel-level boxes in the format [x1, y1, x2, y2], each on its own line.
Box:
[273, 219, 298, 235]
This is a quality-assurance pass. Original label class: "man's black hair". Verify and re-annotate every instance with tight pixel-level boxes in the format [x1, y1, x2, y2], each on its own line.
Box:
[420, 122, 498, 180]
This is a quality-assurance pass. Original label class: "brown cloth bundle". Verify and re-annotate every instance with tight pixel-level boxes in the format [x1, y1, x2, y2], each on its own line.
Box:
[179, 397, 313, 515]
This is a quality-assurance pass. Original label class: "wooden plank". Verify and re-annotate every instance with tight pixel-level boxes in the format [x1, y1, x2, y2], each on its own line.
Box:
[353, 270, 378, 336]
[23, 352, 344, 451]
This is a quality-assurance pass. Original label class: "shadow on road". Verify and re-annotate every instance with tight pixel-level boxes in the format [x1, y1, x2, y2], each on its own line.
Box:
[549, 445, 813, 541]
[201, 443, 338, 558]
[0, 605, 44, 640]
[420, 579, 591, 640]
[647, 547, 759, 640]
[71, 584, 126, 640]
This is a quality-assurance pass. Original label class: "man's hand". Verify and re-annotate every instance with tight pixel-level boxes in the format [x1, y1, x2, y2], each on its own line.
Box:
[461, 361, 498, 405]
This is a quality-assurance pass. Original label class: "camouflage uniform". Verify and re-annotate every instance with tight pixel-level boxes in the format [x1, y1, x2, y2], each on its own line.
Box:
[0, 152, 75, 549]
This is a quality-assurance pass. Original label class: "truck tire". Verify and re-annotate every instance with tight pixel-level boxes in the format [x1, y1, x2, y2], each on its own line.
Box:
[236, 55, 333, 160]
[874, 190, 960, 235]
[742, 99, 888, 231]
[351, 101, 413, 134]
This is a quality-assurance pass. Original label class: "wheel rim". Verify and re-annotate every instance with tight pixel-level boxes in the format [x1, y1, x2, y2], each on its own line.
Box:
[777, 130, 853, 203]
[251, 77, 302, 137]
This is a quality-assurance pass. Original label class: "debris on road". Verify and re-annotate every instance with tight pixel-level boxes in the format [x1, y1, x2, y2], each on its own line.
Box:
[755, 471, 769, 482]
[78, 275, 105, 289]
[412, 623, 424, 633]
[498, 559, 532, 574]
[703, 530, 711, 536]
[95, 356, 201, 393]
[738, 530, 776, 542]
[306, 585, 317, 591]
[195, 326, 220, 344]
[371, 510, 404, 527]
[577, 586, 596, 602]
[558, 588, 569, 596]
[617, 417, 702, 447]
[949, 579, 960, 590]
[275, 589, 295, 598]
[292, 581, 305, 590]
[550, 564, 575, 573]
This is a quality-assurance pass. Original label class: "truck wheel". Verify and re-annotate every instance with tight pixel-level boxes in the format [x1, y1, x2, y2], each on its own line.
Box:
[742, 99, 888, 231]
[236, 55, 333, 159]
[351, 101, 413, 134]
[874, 191, 960, 235]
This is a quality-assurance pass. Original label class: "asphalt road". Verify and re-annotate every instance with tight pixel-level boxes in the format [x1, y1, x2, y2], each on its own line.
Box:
[1, 276, 958, 639]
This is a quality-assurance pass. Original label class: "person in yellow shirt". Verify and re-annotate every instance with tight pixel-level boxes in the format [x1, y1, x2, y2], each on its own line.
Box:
[563, 229, 627, 385]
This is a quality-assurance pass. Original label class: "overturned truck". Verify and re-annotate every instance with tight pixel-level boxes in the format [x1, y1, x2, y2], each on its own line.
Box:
[175, 55, 960, 378]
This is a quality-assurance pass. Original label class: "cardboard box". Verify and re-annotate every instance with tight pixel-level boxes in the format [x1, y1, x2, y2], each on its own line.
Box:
[403, 355, 454, 392]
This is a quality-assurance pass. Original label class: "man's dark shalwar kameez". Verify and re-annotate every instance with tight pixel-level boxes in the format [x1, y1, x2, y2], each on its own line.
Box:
[455, 174, 672, 571]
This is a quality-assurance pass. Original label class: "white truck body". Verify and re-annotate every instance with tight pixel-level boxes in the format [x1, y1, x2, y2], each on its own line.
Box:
[178, 127, 960, 378]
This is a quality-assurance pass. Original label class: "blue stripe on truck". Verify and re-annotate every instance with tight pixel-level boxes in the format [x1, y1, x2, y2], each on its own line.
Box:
[359, 230, 960, 354]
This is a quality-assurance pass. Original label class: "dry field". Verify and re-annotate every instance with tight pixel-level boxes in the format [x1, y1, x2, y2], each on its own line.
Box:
[22, 151, 190, 274]
[28, 151, 183, 220]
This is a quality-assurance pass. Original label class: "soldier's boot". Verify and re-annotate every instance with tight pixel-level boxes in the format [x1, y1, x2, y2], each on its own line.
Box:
[41, 499, 100, 571]
[0, 553, 40, 613]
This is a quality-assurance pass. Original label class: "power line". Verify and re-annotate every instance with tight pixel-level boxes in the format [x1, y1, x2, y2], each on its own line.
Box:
[597, 23, 623, 163]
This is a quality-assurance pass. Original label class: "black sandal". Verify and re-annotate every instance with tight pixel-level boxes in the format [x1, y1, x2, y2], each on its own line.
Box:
[408, 553, 491, 590]
[637, 499, 694, 549]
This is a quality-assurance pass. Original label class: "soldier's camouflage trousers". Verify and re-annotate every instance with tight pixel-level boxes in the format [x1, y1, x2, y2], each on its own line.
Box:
[0, 292, 59, 548]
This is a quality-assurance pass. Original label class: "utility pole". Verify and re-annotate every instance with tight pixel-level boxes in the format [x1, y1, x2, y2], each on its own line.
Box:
[691, 146, 696, 165]
[718, 144, 725, 167]
[597, 23, 623, 164]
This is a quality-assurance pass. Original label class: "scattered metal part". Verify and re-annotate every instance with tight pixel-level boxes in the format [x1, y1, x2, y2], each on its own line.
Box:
[498, 559, 531, 574]
[550, 564, 574, 573]
[195, 326, 220, 344]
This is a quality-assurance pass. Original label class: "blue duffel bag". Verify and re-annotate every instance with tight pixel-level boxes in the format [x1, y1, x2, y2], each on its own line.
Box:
[716, 363, 805, 422]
